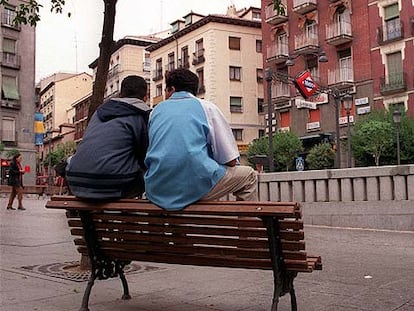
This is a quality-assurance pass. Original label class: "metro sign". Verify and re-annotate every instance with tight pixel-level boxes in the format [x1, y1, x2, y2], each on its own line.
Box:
[293, 70, 319, 99]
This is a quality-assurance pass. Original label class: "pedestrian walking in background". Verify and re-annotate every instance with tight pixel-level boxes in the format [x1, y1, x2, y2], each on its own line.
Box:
[6, 153, 26, 210]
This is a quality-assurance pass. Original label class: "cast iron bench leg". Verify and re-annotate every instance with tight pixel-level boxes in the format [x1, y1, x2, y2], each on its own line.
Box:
[79, 272, 96, 311]
[290, 286, 297, 311]
[119, 270, 131, 300]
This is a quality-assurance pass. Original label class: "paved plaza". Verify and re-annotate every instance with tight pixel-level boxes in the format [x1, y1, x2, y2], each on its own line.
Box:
[1, 197, 413, 311]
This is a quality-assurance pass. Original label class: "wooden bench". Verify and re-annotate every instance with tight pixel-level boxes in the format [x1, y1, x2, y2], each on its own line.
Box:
[45, 196, 322, 311]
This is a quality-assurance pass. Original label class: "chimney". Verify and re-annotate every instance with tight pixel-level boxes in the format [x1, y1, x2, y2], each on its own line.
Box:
[226, 4, 237, 17]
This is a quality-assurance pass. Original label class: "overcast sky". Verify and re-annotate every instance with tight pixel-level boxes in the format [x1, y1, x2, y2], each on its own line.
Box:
[35, 0, 261, 82]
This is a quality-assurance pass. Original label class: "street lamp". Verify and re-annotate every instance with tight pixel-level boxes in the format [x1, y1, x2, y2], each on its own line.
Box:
[46, 130, 53, 192]
[393, 109, 402, 165]
[265, 67, 274, 172]
[286, 50, 328, 67]
[342, 94, 353, 168]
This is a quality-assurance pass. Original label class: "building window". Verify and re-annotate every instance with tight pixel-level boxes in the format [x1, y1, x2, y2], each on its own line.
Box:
[156, 84, 162, 97]
[2, 6, 16, 27]
[143, 53, 151, 72]
[338, 49, 353, 81]
[1, 117, 15, 142]
[197, 68, 205, 94]
[280, 111, 291, 129]
[229, 66, 241, 81]
[257, 68, 263, 83]
[259, 129, 265, 137]
[386, 51, 403, 86]
[252, 11, 261, 21]
[230, 96, 243, 113]
[153, 58, 163, 81]
[232, 129, 243, 141]
[229, 36, 241, 50]
[193, 39, 205, 65]
[257, 98, 264, 113]
[384, 3, 401, 41]
[2, 38, 18, 68]
[181, 46, 189, 68]
[167, 52, 175, 72]
[1, 75, 19, 100]
[256, 40, 262, 53]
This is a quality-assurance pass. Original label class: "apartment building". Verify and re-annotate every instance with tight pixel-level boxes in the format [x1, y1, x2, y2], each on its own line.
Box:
[89, 36, 160, 99]
[0, 1, 36, 184]
[146, 5, 264, 156]
[262, 0, 414, 167]
[368, 0, 414, 116]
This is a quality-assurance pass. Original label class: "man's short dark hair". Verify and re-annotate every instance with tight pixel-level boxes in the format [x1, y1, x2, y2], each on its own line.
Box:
[120, 75, 147, 99]
[165, 68, 199, 96]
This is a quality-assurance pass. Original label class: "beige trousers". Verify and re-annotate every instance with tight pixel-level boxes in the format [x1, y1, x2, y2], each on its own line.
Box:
[201, 165, 258, 201]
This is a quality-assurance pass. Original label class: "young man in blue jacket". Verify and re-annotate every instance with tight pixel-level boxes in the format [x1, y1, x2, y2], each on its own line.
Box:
[144, 68, 257, 210]
[66, 75, 150, 199]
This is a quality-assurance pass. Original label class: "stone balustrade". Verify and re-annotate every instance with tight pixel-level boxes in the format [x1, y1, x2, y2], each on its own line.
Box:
[258, 165, 414, 231]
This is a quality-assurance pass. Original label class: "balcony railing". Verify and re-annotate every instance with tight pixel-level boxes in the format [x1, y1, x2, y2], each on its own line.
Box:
[1, 52, 20, 69]
[377, 21, 404, 45]
[328, 67, 354, 87]
[143, 61, 151, 72]
[271, 82, 291, 107]
[192, 49, 205, 66]
[107, 64, 119, 79]
[152, 68, 163, 81]
[265, 2, 288, 25]
[326, 20, 353, 45]
[266, 43, 289, 64]
[380, 72, 407, 95]
[294, 32, 319, 53]
[293, 0, 317, 15]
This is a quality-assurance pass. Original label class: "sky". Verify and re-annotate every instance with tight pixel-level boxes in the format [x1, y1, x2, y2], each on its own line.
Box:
[35, 0, 261, 82]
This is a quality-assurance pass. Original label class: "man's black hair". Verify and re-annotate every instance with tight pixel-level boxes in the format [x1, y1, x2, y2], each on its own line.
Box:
[120, 75, 148, 99]
[165, 68, 199, 96]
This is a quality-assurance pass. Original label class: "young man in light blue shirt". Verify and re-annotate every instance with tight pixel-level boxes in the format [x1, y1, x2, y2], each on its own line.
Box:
[144, 68, 257, 210]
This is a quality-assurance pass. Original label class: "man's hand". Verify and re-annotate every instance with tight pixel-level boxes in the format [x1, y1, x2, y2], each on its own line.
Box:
[225, 159, 238, 167]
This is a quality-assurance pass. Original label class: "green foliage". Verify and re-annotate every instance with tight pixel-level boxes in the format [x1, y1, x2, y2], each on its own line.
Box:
[273, 0, 286, 16]
[247, 136, 269, 168]
[273, 131, 303, 171]
[5, 148, 19, 158]
[351, 111, 394, 166]
[0, 142, 4, 154]
[306, 143, 335, 170]
[0, 0, 68, 26]
[398, 115, 414, 163]
[43, 141, 77, 167]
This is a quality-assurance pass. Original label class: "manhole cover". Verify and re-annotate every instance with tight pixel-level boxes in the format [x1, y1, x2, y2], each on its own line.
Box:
[18, 260, 164, 282]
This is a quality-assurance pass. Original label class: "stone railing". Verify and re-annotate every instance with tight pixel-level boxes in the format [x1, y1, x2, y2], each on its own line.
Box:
[258, 165, 414, 231]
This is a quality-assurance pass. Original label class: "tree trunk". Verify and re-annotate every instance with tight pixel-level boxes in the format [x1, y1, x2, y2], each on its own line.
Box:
[87, 0, 117, 121]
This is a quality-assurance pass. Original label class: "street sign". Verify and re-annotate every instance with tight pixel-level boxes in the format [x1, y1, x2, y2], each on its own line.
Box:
[296, 156, 305, 171]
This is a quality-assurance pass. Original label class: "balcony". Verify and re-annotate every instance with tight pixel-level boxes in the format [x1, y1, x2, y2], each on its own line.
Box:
[192, 49, 205, 66]
[293, 0, 317, 15]
[265, 2, 288, 26]
[107, 64, 119, 80]
[266, 43, 289, 64]
[326, 21, 353, 46]
[164, 63, 175, 75]
[294, 32, 320, 54]
[152, 69, 163, 82]
[143, 61, 151, 72]
[380, 72, 407, 95]
[152, 94, 164, 106]
[328, 67, 354, 89]
[1, 52, 20, 69]
[1, 99, 20, 110]
[271, 82, 291, 108]
[377, 21, 404, 45]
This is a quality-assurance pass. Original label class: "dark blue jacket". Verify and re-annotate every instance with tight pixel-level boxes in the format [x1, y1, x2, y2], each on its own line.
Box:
[66, 97, 150, 199]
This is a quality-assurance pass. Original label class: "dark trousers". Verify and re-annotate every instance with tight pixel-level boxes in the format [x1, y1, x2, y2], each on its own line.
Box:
[7, 186, 23, 208]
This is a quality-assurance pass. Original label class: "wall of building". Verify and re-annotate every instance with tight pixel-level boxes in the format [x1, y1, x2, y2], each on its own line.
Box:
[258, 165, 414, 231]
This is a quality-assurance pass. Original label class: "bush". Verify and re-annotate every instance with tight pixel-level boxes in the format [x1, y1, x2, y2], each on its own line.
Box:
[306, 143, 335, 170]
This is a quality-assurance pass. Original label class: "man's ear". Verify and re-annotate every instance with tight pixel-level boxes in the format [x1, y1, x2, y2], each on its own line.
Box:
[143, 94, 149, 102]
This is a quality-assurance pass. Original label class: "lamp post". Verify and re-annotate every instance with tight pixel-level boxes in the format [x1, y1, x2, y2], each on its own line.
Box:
[265, 67, 274, 172]
[333, 94, 341, 169]
[342, 94, 353, 168]
[393, 109, 401, 165]
[46, 130, 53, 193]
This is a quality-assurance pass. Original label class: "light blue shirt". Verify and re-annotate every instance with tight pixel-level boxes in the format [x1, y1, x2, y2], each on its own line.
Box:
[144, 92, 239, 210]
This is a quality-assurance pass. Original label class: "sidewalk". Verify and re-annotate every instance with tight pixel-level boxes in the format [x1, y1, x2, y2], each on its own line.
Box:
[1, 197, 413, 311]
